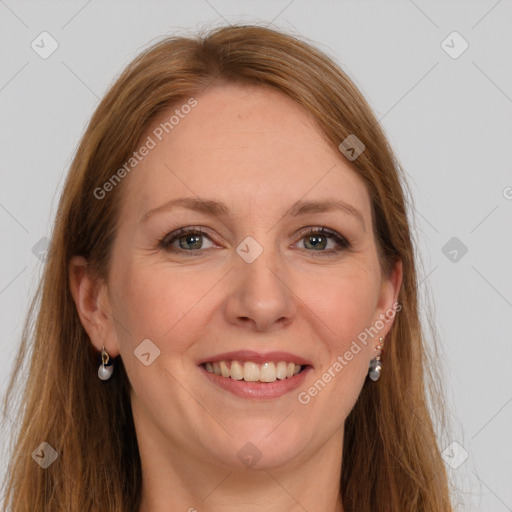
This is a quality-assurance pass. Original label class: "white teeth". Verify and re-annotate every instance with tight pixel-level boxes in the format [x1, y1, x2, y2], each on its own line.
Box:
[276, 361, 287, 380]
[203, 360, 304, 382]
[260, 362, 276, 383]
[243, 362, 260, 382]
[219, 360, 230, 378]
[230, 360, 244, 380]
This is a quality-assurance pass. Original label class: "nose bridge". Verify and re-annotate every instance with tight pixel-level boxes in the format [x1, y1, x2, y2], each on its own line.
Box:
[227, 233, 295, 330]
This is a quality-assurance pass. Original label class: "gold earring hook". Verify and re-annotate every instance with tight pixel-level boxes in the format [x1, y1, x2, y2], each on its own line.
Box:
[101, 346, 109, 366]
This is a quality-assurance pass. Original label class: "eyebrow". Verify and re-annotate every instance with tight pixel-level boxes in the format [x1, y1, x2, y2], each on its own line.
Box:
[142, 197, 366, 230]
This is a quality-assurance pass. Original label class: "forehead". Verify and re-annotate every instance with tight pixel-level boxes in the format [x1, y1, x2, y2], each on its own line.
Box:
[122, 83, 370, 220]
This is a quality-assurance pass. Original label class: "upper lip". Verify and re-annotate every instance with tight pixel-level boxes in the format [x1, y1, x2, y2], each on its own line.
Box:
[199, 350, 313, 367]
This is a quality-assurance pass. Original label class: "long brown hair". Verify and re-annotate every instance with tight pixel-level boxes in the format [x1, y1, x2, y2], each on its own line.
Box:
[1, 24, 453, 511]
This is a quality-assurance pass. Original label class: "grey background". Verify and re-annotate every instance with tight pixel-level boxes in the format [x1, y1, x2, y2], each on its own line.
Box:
[1, 1, 511, 510]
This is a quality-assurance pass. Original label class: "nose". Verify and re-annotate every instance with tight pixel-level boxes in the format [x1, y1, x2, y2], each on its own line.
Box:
[224, 243, 296, 332]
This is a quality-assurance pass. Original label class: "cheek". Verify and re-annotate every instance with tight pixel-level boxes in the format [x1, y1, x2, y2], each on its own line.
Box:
[108, 262, 214, 402]
[110, 259, 218, 349]
[294, 263, 380, 421]
[304, 261, 381, 352]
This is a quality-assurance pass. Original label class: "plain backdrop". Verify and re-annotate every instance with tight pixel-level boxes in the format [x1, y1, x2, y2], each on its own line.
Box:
[1, 1, 511, 510]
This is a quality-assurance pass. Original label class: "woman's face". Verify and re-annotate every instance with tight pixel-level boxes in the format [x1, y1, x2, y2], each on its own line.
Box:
[76, 83, 401, 471]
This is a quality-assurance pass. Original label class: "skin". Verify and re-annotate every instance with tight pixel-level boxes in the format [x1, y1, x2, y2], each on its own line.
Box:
[70, 83, 402, 512]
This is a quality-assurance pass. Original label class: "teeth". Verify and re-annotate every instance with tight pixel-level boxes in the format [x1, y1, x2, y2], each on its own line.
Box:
[244, 362, 260, 382]
[220, 361, 230, 378]
[260, 362, 276, 382]
[230, 360, 244, 380]
[276, 361, 287, 380]
[203, 360, 304, 382]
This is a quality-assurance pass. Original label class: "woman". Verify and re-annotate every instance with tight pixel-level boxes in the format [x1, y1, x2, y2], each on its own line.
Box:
[1, 24, 453, 511]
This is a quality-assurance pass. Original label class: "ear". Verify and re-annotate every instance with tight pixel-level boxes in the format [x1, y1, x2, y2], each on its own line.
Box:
[68, 256, 120, 357]
[375, 258, 403, 338]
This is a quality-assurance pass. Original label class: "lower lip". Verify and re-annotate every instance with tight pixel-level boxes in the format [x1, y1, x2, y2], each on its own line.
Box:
[199, 364, 312, 400]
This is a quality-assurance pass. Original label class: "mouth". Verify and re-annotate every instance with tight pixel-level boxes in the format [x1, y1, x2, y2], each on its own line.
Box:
[197, 350, 313, 400]
[201, 360, 307, 382]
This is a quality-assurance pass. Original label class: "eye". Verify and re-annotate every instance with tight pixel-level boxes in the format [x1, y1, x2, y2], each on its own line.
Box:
[158, 226, 351, 256]
[295, 227, 351, 254]
[158, 227, 216, 255]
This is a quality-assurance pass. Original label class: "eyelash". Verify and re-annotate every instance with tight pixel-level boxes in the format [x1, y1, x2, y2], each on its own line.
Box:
[157, 226, 351, 257]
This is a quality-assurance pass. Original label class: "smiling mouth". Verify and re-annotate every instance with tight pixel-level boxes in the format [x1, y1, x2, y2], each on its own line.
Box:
[202, 360, 307, 383]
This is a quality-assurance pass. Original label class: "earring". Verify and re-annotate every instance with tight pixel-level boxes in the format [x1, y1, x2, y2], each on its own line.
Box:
[98, 345, 114, 381]
[368, 336, 384, 382]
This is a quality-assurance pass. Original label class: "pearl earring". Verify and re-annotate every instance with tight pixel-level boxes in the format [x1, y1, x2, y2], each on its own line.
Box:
[98, 345, 114, 381]
[368, 336, 384, 382]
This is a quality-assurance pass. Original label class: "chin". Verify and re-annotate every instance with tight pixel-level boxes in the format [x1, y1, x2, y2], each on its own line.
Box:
[211, 424, 310, 471]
